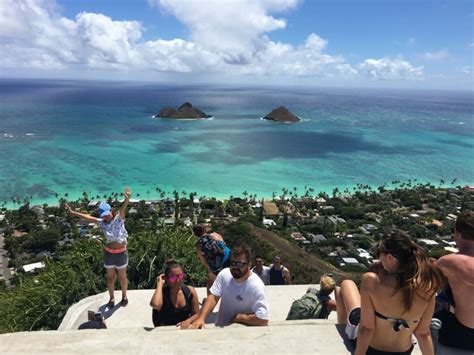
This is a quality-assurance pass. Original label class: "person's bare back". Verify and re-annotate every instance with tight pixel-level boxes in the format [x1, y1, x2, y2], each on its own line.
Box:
[369, 271, 434, 351]
[437, 253, 474, 328]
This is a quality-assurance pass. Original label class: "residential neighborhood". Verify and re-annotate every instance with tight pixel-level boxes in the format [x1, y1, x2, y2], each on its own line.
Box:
[0, 182, 473, 288]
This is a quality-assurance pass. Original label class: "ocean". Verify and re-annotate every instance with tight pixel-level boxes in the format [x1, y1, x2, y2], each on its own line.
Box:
[0, 79, 472, 206]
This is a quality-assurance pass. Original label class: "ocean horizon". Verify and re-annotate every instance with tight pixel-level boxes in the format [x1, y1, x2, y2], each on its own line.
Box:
[0, 78, 473, 207]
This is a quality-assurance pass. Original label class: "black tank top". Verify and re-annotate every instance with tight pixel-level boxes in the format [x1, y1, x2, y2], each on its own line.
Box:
[269, 266, 285, 285]
[152, 285, 193, 327]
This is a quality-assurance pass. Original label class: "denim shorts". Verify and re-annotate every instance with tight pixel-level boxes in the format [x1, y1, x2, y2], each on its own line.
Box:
[103, 249, 128, 269]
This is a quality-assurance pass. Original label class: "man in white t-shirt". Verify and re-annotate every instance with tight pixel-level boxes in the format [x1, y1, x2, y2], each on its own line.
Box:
[251, 255, 270, 285]
[188, 246, 269, 328]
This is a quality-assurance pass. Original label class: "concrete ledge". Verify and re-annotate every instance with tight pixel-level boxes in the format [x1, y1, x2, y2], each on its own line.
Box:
[0, 321, 358, 354]
[59, 285, 334, 330]
[1, 321, 470, 354]
[2, 285, 470, 354]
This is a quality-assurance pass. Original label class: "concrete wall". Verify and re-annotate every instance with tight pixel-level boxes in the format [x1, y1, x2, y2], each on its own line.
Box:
[1, 285, 470, 354]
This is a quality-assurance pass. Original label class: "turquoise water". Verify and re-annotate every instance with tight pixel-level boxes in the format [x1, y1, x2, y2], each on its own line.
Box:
[0, 80, 472, 206]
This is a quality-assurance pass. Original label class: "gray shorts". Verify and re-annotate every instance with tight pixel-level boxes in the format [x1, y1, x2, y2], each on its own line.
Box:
[104, 250, 128, 270]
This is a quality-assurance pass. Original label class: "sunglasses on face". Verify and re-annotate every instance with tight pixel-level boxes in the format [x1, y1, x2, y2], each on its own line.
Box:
[230, 261, 248, 268]
[255, 260, 263, 263]
[166, 273, 186, 282]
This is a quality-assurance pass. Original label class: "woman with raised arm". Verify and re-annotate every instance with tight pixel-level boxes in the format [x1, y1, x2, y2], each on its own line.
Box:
[66, 187, 132, 308]
[336, 231, 444, 355]
[150, 260, 200, 328]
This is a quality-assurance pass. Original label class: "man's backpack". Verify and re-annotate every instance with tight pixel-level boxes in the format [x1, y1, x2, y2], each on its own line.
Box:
[286, 291, 330, 320]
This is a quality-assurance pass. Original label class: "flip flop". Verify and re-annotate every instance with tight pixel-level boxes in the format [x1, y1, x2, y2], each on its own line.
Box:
[121, 298, 128, 307]
[107, 299, 115, 308]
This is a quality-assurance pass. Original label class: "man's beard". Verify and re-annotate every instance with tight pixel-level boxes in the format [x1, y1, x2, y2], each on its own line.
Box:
[231, 268, 245, 279]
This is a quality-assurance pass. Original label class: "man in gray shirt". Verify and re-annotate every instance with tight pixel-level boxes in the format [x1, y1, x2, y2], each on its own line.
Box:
[251, 255, 270, 285]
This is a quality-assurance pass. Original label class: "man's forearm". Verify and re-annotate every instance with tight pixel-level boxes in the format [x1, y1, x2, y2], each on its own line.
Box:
[233, 313, 268, 326]
[196, 295, 218, 320]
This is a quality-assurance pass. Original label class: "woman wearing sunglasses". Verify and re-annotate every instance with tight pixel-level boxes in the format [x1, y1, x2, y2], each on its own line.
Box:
[150, 259, 200, 328]
[336, 231, 444, 355]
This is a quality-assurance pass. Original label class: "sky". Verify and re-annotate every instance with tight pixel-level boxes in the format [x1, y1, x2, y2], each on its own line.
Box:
[0, 0, 472, 90]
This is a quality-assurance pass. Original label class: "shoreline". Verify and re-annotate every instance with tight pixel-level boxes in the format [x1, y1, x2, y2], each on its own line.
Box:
[2, 179, 472, 209]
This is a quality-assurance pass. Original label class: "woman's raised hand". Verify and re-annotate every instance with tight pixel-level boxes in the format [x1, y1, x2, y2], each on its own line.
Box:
[157, 274, 165, 286]
[124, 187, 132, 200]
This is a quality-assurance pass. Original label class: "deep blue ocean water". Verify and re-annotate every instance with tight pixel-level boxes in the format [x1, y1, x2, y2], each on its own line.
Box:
[0, 79, 472, 205]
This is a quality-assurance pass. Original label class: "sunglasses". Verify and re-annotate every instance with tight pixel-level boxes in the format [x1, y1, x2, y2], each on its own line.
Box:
[230, 261, 248, 268]
[166, 273, 186, 282]
[255, 260, 263, 263]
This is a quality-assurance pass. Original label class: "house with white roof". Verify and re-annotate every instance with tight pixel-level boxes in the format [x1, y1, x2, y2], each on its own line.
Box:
[22, 262, 46, 273]
[342, 257, 359, 264]
[262, 218, 276, 227]
[417, 239, 439, 247]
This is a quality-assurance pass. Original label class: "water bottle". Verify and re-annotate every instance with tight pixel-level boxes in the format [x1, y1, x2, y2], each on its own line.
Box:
[430, 318, 442, 354]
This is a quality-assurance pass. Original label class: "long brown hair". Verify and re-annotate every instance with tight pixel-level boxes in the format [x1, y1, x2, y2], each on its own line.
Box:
[380, 231, 444, 313]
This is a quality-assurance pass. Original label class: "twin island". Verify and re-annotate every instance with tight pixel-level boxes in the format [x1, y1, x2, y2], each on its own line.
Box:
[154, 102, 301, 123]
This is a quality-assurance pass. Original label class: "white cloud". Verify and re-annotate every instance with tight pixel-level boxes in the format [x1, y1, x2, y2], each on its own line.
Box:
[0, 0, 360, 80]
[359, 58, 423, 80]
[461, 66, 471, 75]
[423, 49, 450, 61]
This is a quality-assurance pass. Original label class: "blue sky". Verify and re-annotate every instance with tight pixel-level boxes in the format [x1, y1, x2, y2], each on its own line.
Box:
[0, 0, 472, 89]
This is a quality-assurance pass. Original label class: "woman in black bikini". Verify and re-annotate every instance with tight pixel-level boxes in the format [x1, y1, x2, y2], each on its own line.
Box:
[336, 232, 444, 355]
[150, 260, 200, 328]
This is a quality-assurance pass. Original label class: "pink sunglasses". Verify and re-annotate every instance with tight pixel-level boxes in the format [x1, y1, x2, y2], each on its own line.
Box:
[166, 273, 186, 282]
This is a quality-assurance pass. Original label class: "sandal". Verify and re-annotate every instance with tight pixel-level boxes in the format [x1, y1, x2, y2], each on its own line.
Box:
[107, 299, 115, 308]
[121, 298, 128, 307]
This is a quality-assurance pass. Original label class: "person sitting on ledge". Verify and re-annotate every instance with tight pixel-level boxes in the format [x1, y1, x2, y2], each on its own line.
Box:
[150, 259, 200, 328]
[314, 274, 338, 319]
[66, 187, 132, 308]
[186, 246, 269, 329]
[336, 231, 443, 355]
[434, 211, 474, 351]
[286, 274, 337, 320]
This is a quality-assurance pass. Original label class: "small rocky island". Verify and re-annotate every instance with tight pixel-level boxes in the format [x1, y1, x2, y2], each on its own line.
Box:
[154, 102, 211, 119]
[263, 106, 300, 123]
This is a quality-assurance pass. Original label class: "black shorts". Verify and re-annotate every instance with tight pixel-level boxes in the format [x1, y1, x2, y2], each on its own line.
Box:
[437, 309, 474, 350]
[366, 345, 414, 355]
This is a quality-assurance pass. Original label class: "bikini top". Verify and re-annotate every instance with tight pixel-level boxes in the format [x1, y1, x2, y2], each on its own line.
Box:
[374, 310, 419, 332]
